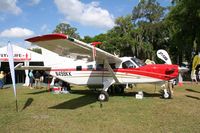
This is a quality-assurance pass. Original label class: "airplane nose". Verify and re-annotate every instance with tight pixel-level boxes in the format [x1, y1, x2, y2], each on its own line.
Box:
[165, 68, 175, 75]
[178, 66, 189, 73]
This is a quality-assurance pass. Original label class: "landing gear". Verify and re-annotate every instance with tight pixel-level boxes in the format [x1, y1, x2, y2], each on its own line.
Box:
[162, 89, 172, 99]
[98, 91, 109, 102]
[98, 85, 125, 101]
[161, 81, 173, 99]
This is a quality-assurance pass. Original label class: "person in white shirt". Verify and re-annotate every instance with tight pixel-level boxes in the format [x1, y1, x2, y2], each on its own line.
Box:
[191, 70, 197, 84]
[198, 68, 200, 82]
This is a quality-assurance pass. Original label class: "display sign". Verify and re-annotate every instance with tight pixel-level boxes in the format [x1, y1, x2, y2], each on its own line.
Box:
[0, 52, 31, 61]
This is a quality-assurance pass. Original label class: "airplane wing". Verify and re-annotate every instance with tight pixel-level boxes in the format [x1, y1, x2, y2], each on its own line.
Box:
[25, 34, 122, 64]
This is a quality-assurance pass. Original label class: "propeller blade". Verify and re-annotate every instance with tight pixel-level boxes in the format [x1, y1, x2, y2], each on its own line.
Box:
[178, 66, 189, 73]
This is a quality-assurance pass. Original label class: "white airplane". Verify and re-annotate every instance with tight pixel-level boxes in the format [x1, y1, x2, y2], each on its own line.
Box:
[17, 33, 183, 101]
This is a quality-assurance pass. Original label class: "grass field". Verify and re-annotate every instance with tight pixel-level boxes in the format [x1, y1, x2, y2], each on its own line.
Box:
[0, 83, 199, 133]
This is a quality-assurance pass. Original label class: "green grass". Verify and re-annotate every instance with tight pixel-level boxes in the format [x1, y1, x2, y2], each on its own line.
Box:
[0, 83, 200, 133]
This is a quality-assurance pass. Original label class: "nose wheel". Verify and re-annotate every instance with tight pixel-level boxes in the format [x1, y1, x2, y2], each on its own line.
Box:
[161, 81, 173, 99]
[98, 91, 109, 102]
[162, 89, 172, 99]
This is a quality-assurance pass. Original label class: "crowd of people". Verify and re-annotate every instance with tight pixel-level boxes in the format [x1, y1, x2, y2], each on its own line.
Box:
[0, 69, 70, 92]
[28, 70, 70, 93]
[28, 70, 44, 89]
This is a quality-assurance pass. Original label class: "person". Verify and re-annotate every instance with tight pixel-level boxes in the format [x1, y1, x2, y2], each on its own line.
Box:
[191, 70, 197, 84]
[39, 71, 44, 83]
[34, 71, 41, 89]
[28, 70, 34, 89]
[198, 68, 200, 82]
[61, 81, 70, 94]
[0, 71, 5, 89]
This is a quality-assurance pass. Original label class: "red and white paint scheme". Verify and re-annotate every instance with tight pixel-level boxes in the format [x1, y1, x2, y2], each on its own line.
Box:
[19, 33, 181, 101]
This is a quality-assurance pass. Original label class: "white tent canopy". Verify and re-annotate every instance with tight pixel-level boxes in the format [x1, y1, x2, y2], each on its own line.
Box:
[0, 45, 44, 86]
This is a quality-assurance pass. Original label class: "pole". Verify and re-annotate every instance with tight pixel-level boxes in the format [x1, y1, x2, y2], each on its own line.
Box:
[15, 99, 18, 112]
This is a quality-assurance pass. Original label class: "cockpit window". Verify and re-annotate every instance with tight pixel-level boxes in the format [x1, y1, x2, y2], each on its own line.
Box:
[109, 63, 116, 69]
[87, 65, 93, 70]
[131, 57, 145, 67]
[122, 61, 136, 68]
[96, 64, 104, 70]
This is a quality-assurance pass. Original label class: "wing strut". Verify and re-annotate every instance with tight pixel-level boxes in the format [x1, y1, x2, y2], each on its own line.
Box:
[104, 59, 119, 83]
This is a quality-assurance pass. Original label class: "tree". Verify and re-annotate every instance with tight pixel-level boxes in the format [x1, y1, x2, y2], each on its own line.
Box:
[82, 36, 93, 43]
[132, 0, 167, 60]
[132, 0, 165, 24]
[53, 23, 80, 39]
[105, 15, 136, 56]
[166, 0, 200, 64]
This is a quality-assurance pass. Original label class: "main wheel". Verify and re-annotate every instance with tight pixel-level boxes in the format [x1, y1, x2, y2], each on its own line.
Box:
[98, 91, 109, 102]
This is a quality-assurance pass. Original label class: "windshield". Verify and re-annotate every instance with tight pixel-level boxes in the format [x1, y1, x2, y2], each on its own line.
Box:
[131, 57, 146, 67]
[122, 61, 136, 68]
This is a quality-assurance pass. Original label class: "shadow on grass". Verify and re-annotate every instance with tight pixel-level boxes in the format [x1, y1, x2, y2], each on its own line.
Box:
[49, 90, 162, 110]
[28, 90, 48, 95]
[186, 89, 200, 94]
[49, 90, 98, 109]
[22, 98, 34, 111]
[111, 91, 161, 98]
[2, 86, 10, 89]
[185, 95, 200, 100]
[143, 92, 161, 97]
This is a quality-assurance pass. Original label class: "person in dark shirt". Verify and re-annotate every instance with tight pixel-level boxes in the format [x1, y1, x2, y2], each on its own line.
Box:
[34, 71, 41, 88]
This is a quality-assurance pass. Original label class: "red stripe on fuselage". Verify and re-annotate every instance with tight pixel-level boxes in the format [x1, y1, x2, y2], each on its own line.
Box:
[116, 64, 178, 80]
[49, 64, 178, 81]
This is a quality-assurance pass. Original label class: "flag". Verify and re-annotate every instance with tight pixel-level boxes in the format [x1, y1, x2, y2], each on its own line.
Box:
[157, 49, 172, 64]
[7, 42, 18, 111]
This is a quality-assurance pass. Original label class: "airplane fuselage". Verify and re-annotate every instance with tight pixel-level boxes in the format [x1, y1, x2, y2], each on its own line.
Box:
[46, 57, 178, 86]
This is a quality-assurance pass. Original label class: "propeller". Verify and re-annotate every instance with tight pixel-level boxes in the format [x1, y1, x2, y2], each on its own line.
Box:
[178, 66, 189, 73]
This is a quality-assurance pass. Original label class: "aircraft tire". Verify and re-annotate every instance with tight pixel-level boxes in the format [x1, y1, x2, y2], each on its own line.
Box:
[162, 90, 172, 99]
[98, 91, 109, 102]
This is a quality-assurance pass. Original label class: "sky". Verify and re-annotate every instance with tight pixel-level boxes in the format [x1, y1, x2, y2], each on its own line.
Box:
[0, 0, 171, 48]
